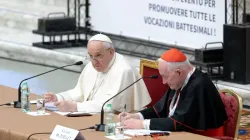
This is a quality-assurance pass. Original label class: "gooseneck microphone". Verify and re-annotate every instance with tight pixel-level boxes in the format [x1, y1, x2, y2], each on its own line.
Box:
[11, 61, 83, 108]
[95, 74, 158, 131]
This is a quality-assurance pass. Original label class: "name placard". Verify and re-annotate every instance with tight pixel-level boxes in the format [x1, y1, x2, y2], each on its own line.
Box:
[50, 125, 79, 140]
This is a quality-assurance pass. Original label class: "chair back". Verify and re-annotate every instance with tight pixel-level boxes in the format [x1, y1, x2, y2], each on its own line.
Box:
[140, 59, 169, 107]
[219, 89, 242, 139]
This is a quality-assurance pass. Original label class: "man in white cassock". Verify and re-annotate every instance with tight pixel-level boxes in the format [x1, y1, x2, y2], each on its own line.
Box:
[44, 34, 151, 113]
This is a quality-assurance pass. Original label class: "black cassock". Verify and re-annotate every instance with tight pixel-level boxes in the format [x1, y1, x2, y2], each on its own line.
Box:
[140, 69, 227, 134]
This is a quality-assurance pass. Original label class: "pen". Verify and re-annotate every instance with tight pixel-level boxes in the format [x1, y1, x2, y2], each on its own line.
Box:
[143, 132, 170, 136]
[120, 104, 126, 122]
[123, 104, 126, 112]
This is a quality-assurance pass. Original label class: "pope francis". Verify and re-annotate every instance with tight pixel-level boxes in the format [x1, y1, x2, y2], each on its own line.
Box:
[44, 34, 151, 113]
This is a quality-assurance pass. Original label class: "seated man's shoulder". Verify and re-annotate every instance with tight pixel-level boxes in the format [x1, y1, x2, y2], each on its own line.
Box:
[187, 70, 218, 94]
[190, 70, 219, 94]
[115, 63, 137, 78]
[116, 54, 135, 71]
[193, 70, 213, 85]
[118, 64, 134, 74]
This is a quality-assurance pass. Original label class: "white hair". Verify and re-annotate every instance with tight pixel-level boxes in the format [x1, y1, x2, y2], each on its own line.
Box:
[103, 42, 114, 49]
[88, 40, 114, 49]
[157, 58, 192, 72]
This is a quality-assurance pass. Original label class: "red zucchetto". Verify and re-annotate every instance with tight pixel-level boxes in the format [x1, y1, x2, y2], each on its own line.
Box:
[161, 48, 186, 62]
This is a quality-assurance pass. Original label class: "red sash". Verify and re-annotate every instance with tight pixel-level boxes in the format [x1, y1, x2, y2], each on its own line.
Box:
[195, 126, 225, 137]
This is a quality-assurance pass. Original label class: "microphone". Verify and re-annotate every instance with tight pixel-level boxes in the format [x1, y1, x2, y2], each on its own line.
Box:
[12, 61, 83, 108]
[95, 74, 158, 131]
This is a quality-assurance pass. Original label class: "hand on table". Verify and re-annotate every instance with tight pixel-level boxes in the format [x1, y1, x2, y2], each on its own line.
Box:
[117, 112, 140, 122]
[54, 100, 77, 112]
[121, 119, 144, 129]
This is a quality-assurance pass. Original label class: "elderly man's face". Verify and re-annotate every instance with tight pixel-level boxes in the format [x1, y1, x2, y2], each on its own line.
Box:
[158, 61, 182, 90]
[87, 41, 114, 72]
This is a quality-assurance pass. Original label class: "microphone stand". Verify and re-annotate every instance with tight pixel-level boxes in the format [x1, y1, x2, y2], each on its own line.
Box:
[95, 75, 158, 131]
[13, 61, 83, 108]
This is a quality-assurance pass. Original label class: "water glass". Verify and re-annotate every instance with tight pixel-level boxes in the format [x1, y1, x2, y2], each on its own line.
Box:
[36, 99, 45, 114]
[115, 126, 124, 138]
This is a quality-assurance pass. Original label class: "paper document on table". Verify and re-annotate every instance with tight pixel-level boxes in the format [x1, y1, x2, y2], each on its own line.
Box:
[45, 102, 98, 116]
[124, 129, 170, 136]
[54, 111, 98, 117]
[105, 135, 131, 140]
[44, 102, 59, 111]
[26, 112, 50, 116]
[54, 111, 71, 116]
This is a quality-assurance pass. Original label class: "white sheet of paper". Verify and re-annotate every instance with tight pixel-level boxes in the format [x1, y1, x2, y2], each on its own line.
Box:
[50, 125, 79, 140]
[30, 100, 37, 104]
[70, 112, 98, 115]
[124, 129, 170, 136]
[26, 112, 50, 116]
[54, 111, 71, 116]
[54, 111, 98, 116]
[105, 135, 131, 140]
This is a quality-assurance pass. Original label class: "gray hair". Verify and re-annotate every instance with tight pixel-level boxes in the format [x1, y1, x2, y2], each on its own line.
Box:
[157, 58, 192, 72]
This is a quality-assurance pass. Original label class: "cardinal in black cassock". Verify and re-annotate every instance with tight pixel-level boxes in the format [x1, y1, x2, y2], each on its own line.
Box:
[120, 48, 227, 137]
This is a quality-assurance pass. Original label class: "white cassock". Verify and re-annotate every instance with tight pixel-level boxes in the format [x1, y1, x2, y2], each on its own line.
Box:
[56, 53, 152, 113]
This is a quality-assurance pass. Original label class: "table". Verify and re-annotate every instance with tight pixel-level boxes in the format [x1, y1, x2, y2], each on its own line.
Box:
[0, 85, 217, 140]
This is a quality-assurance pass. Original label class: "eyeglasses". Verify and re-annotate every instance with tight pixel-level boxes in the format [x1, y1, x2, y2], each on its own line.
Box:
[88, 54, 105, 61]
[88, 48, 111, 61]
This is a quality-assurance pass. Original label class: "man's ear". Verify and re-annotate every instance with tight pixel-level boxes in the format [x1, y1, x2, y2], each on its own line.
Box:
[110, 48, 115, 55]
[176, 69, 181, 75]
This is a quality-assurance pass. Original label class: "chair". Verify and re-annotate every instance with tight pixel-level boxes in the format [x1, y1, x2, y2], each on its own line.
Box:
[217, 89, 243, 140]
[139, 58, 169, 107]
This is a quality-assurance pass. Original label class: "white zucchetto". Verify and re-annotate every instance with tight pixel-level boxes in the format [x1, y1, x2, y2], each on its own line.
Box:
[88, 34, 112, 44]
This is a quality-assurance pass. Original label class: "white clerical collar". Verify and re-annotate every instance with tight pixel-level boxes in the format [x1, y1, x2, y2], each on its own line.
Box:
[169, 67, 196, 117]
[102, 53, 116, 74]
[180, 67, 196, 91]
